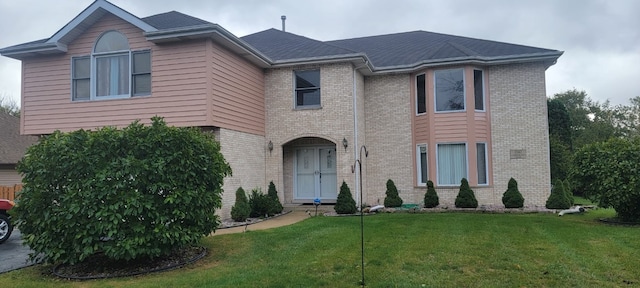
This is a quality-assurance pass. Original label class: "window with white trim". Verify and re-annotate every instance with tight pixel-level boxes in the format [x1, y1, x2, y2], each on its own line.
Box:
[477, 143, 488, 185]
[294, 70, 320, 108]
[437, 143, 467, 186]
[72, 30, 151, 101]
[435, 68, 465, 112]
[474, 69, 484, 111]
[417, 144, 428, 186]
[416, 74, 426, 114]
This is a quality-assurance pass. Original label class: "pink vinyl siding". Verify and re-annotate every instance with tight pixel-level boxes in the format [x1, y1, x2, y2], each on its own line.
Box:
[21, 13, 265, 136]
[208, 41, 265, 136]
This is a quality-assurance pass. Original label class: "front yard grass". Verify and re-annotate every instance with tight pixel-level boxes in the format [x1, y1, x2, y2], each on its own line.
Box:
[3, 208, 639, 287]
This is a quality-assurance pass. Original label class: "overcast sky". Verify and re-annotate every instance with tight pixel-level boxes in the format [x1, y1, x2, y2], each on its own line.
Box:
[1, 0, 638, 107]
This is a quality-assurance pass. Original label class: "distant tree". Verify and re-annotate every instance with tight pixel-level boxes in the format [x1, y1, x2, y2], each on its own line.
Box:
[383, 179, 403, 207]
[455, 178, 478, 208]
[0, 94, 20, 117]
[423, 180, 439, 208]
[335, 181, 357, 214]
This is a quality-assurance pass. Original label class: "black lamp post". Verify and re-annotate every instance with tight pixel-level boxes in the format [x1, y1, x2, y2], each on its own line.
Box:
[352, 145, 368, 286]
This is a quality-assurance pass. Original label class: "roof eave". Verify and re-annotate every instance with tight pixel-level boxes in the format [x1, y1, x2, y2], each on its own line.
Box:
[371, 51, 564, 74]
[145, 24, 272, 68]
[270, 54, 372, 69]
[0, 42, 67, 60]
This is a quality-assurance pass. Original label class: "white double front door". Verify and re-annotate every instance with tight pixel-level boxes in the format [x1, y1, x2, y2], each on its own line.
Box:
[294, 147, 337, 202]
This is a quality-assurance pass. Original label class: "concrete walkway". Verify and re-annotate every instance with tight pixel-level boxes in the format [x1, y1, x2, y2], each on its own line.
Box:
[0, 229, 38, 274]
[212, 211, 310, 236]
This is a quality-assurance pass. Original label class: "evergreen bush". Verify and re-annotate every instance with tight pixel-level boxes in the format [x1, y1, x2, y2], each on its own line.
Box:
[502, 178, 525, 208]
[455, 178, 478, 208]
[267, 181, 284, 215]
[563, 179, 574, 206]
[546, 179, 571, 209]
[335, 181, 357, 214]
[384, 179, 403, 207]
[423, 180, 439, 208]
[231, 187, 251, 222]
[249, 188, 273, 218]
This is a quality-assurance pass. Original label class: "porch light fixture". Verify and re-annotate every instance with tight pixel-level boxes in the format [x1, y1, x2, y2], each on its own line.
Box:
[342, 137, 348, 151]
[268, 140, 273, 154]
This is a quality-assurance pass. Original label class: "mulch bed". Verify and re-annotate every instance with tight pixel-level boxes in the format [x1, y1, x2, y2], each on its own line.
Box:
[52, 246, 206, 280]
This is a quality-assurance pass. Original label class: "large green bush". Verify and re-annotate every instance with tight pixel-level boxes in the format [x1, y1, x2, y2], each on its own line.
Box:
[502, 178, 524, 208]
[14, 117, 231, 265]
[383, 179, 403, 207]
[267, 181, 283, 215]
[423, 180, 439, 208]
[231, 187, 251, 222]
[572, 137, 640, 221]
[335, 181, 357, 214]
[546, 179, 571, 210]
[455, 178, 478, 208]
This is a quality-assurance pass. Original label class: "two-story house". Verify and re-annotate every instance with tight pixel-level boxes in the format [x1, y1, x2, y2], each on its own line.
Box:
[1, 0, 562, 218]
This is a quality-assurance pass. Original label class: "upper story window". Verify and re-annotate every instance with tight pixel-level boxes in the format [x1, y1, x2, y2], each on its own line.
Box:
[474, 69, 484, 111]
[72, 31, 151, 101]
[434, 68, 464, 112]
[294, 70, 320, 108]
[416, 74, 426, 114]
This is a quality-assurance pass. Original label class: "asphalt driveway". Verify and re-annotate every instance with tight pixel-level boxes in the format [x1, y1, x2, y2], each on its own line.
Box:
[0, 229, 38, 273]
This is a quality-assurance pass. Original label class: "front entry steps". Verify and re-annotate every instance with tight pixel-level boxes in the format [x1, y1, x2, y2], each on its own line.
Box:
[284, 203, 335, 213]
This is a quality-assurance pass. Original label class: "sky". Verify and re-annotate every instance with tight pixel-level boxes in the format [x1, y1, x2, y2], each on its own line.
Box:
[1, 0, 639, 107]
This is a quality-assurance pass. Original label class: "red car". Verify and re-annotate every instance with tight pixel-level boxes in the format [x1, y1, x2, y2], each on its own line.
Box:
[0, 199, 14, 244]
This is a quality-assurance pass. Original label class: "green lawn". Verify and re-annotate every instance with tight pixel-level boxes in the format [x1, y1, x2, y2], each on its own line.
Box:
[3, 208, 639, 287]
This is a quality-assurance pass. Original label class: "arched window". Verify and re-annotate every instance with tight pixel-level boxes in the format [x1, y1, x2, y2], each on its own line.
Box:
[72, 30, 151, 100]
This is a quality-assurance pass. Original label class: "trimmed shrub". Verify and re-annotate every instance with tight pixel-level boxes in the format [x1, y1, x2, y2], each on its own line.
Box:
[455, 178, 478, 208]
[384, 179, 403, 207]
[335, 181, 357, 214]
[249, 188, 271, 218]
[13, 117, 231, 265]
[231, 187, 251, 222]
[267, 181, 283, 215]
[546, 179, 571, 209]
[563, 179, 574, 206]
[502, 178, 524, 208]
[423, 180, 439, 208]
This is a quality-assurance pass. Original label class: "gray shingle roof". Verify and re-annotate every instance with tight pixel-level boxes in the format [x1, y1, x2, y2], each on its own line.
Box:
[241, 28, 359, 62]
[0, 112, 38, 164]
[142, 11, 213, 30]
[243, 29, 561, 70]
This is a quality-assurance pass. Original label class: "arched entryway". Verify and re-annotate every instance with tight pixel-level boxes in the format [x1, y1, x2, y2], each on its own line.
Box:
[283, 137, 337, 204]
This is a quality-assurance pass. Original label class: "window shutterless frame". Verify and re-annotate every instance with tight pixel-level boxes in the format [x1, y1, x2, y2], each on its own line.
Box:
[416, 73, 426, 115]
[294, 69, 321, 109]
[434, 68, 465, 113]
[476, 142, 489, 185]
[436, 142, 468, 186]
[474, 69, 485, 111]
[416, 144, 428, 186]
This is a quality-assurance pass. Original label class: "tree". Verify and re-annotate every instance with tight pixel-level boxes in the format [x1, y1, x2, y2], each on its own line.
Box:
[14, 117, 231, 265]
[335, 181, 357, 214]
[572, 137, 640, 221]
[455, 178, 478, 208]
[267, 181, 283, 215]
[0, 94, 20, 117]
[502, 178, 524, 208]
[546, 179, 571, 210]
[423, 180, 439, 208]
[231, 187, 251, 222]
[383, 179, 403, 207]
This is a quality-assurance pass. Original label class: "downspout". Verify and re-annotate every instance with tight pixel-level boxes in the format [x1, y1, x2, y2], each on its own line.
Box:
[353, 60, 368, 208]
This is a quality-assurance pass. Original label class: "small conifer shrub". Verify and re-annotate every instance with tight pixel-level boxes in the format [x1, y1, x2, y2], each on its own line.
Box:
[249, 188, 272, 217]
[384, 179, 403, 207]
[563, 179, 574, 206]
[502, 178, 525, 208]
[231, 187, 251, 222]
[423, 180, 439, 208]
[335, 181, 357, 214]
[267, 181, 284, 215]
[455, 178, 478, 208]
[546, 179, 571, 209]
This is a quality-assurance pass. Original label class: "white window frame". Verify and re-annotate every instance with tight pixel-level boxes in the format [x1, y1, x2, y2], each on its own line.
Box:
[436, 143, 468, 186]
[416, 144, 428, 186]
[92, 50, 131, 100]
[434, 68, 466, 113]
[476, 142, 489, 185]
[474, 69, 485, 112]
[416, 73, 426, 115]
